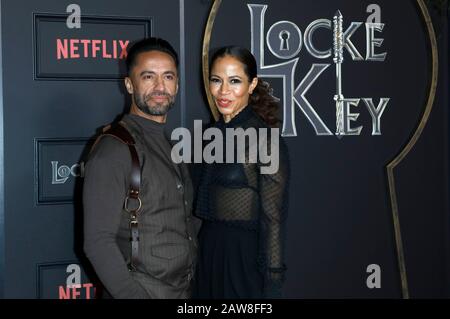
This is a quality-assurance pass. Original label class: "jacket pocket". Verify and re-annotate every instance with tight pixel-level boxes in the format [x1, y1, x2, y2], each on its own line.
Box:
[152, 243, 187, 259]
[145, 243, 189, 285]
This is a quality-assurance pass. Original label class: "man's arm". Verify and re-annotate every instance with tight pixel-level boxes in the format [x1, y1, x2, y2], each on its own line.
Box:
[83, 136, 149, 298]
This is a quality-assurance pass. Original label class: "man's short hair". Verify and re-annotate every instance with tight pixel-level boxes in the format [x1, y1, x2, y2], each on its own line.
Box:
[126, 37, 179, 75]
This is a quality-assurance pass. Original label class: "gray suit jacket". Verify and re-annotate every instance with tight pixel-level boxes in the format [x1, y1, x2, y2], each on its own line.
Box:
[83, 114, 200, 299]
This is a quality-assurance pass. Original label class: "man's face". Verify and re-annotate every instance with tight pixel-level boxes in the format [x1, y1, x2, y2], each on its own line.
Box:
[125, 50, 178, 118]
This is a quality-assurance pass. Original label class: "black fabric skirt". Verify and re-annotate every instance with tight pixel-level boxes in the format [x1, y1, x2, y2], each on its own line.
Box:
[193, 220, 264, 299]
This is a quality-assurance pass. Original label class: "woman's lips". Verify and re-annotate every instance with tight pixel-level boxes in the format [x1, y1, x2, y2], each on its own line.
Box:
[216, 99, 232, 108]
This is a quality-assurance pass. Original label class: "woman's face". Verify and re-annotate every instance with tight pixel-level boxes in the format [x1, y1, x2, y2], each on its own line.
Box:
[209, 55, 257, 121]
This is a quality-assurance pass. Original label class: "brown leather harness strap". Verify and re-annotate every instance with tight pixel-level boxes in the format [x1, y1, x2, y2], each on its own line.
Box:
[94, 121, 142, 271]
[104, 123, 141, 199]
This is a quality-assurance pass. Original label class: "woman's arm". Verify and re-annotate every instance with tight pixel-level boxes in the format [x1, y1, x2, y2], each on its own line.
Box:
[258, 134, 290, 298]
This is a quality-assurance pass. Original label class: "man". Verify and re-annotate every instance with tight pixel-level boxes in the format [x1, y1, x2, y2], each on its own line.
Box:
[83, 37, 198, 299]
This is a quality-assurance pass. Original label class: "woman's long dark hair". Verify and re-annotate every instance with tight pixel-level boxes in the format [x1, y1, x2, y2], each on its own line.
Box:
[210, 46, 280, 127]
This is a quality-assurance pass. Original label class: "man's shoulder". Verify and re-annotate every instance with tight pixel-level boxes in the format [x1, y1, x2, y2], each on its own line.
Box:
[87, 134, 131, 164]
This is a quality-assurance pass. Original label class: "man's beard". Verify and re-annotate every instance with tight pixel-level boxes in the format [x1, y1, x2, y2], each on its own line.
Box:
[134, 91, 175, 116]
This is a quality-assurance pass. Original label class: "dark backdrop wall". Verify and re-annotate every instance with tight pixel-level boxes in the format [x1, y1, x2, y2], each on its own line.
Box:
[0, 0, 447, 298]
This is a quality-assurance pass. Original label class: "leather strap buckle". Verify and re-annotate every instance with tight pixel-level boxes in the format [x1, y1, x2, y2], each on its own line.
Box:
[124, 196, 142, 213]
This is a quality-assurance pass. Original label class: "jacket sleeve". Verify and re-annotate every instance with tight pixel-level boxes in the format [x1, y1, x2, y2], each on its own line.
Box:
[83, 136, 149, 299]
[257, 133, 290, 298]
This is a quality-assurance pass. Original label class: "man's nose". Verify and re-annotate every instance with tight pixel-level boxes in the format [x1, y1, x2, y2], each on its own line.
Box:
[154, 77, 165, 90]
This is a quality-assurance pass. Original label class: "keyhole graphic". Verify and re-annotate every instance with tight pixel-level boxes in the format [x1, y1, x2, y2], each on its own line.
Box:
[279, 31, 290, 51]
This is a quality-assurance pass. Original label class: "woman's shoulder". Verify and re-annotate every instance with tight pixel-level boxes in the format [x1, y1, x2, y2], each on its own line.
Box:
[245, 106, 270, 129]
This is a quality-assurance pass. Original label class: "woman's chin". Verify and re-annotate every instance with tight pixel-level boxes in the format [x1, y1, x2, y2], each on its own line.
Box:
[216, 106, 233, 116]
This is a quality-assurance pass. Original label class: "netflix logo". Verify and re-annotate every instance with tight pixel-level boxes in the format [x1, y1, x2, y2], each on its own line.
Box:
[56, 39, 130, 60]
[34, 14, 151, 79]
[59, 283, 96, 299]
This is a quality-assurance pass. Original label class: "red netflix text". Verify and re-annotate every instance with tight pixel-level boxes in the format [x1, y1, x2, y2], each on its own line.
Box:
[58, 283, 96, 299]
[56, 39, 129, 60]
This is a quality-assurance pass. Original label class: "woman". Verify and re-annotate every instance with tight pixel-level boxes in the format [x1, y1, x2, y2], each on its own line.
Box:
[193, 46, 290, 299]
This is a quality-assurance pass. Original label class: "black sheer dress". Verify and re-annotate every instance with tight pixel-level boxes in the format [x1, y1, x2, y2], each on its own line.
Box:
[193, 105, 290, 299]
